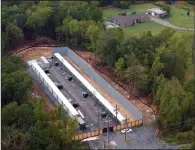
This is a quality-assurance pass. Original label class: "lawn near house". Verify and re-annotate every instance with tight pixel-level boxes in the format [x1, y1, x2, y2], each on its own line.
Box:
[103, 3, 160, 20]
[103, 2, 194, 29]
[122, 22, 165, 37]
[165, 7, 194, 29]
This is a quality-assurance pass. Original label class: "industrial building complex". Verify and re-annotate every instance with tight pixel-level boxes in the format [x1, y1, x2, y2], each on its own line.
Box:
[27, 48, 143, 134]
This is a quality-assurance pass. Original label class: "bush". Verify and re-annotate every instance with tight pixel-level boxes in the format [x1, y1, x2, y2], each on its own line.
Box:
[192, 126, 195, 133]
[162, 4, 171, 15]
[153, 2, 164, 7]
[176, 131, 195, 144]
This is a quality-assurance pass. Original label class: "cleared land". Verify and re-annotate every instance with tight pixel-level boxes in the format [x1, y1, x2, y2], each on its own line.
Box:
[122, 22, 165, 37]
[103, 3, 159, 20]
[166, 7, 194, 29]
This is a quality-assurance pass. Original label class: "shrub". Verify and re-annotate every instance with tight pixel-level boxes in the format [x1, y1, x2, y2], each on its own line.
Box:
[162, 4, 171, 15]
[176, 131, 195, 144]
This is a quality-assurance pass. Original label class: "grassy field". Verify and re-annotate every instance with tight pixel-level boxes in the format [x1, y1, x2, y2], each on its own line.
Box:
[103, 3, 159, 20]
[122, 22, 165, 37]
[165, 7, 194, 29]
[103, 2, 194, 28]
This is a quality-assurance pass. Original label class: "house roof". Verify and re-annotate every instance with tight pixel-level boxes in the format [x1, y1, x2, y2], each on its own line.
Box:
[109, 14, 149, 25]
[147, 8, 167, 14]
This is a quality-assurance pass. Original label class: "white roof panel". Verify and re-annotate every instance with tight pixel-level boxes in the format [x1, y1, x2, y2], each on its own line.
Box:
[147, 8, 167, 14]
[31, 61, 79, 117]
[54, 53, 126, 123]
[41, 56, 49, 64]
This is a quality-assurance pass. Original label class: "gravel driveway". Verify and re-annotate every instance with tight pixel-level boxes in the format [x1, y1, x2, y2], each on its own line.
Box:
[150, 17, 194, 31]
[88, 126, 178, 149]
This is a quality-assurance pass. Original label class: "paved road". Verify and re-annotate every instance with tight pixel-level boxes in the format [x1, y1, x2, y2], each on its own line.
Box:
[150, 17, 194, 31]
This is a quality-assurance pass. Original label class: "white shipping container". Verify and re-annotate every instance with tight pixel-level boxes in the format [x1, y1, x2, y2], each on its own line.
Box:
[41, 56, 50, 68]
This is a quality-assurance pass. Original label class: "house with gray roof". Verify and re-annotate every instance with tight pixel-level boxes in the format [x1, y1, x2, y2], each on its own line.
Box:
[108, 13, 150, 27]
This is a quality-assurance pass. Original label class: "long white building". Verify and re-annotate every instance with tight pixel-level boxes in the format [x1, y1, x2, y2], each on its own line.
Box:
[28, 60, 79, 118]
[54, 53, 126, 124]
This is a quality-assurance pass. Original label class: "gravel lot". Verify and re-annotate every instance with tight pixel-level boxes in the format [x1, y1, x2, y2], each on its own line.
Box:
[88, 126, 177, 149]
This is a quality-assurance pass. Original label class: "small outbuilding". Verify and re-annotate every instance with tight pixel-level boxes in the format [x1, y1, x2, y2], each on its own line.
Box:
[146, 8, 168, 18]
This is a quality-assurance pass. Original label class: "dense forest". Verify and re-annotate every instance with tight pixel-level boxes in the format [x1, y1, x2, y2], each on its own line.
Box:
[2, 1, 195, 149]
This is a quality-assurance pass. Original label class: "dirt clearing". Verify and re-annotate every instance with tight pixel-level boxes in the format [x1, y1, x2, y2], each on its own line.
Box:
[17, 47, 155, 123]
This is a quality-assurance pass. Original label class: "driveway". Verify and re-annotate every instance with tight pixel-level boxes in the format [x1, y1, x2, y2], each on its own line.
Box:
[150, 17, 194, 31]
[88, 126, 178, 149]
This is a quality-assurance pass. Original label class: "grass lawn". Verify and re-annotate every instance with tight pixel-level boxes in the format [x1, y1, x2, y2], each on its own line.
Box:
[122, 22, 166, 37]
[103, 2, 194, 28]
[103, 3, 159, 20]
[165, 7, 195, 29]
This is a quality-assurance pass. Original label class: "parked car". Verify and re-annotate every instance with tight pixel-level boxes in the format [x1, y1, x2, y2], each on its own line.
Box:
[82, 92, 88, 98]
[55, 62, 59, 66]
[44, 69, 50, 74]
[72, 102, 79, 108]
[121, 128, 132, 134]
[67, 76, 73, 81]
[101, 111, 107, 118]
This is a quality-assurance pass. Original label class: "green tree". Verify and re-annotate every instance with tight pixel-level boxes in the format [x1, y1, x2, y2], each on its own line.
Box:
[2, 71, 33, 105]
[68, 19, 80, 47]
[96, 28, 124, 67]
[55, 16, 72, 44]
[5, 23, 24, 49]
[157, 77, 192, 128]
[15, 104, 36, 130]
[2, 56, 25, 74]
[86, 23, 100, 51]
[25, 6, 53, 35]
[113, 1, 131, 9]
[2, 125, 30, 150]
[126, 61, 147, 94]
[2, 102, 19, 126]
[114, 57, 126, 79]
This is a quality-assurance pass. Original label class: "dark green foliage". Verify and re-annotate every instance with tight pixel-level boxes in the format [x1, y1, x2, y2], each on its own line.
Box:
[2, 102, 19, 126]
[162, 4, 171, 15]
[2, 71, 33, 105]
[113, 1, 131, 9]
[188, 0, 195, 5]
[2, 1, 103, 52]
[2, 56, 25, 74]
[176, 131, 195, 144]
[2, 100, 82, 150]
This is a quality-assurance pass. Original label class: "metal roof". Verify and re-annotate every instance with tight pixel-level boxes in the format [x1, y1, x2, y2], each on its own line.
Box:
[31, 60, 79, 117]
[147, 8, 167, 14]
[54, 53, 126, 123]
[109, 14, 150, 25]
[41, 56, 49, 64]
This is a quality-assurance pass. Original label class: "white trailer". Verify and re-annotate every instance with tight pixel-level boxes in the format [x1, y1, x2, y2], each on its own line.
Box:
[41, 56, 50, 68]
[54, 53, 126, 124]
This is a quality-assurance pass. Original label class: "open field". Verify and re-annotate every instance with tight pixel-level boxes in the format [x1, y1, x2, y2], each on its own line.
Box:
[103, 3, 159, 20]
[166, 7, 194, 29]
[122, 22, 165, 37]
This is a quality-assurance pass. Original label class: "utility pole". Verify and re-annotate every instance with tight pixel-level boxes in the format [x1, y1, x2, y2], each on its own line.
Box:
[103, 140, 106, 149]
[107, 121, 110, 149]
[125, 115, 128, 141]
[115, 105, 118, 120]
[98, 109, 100, 135]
